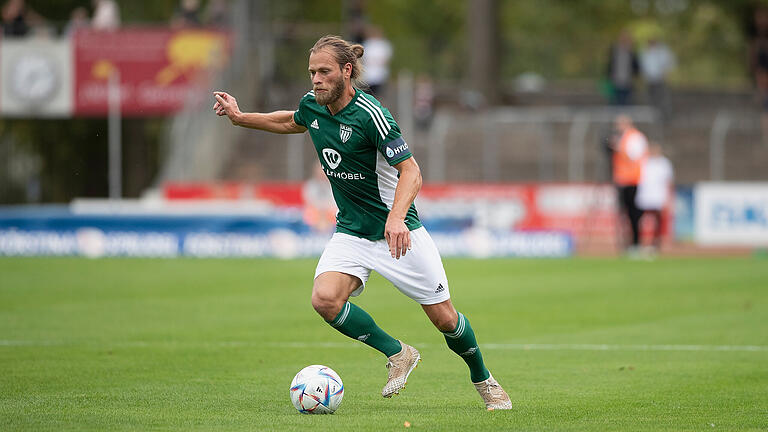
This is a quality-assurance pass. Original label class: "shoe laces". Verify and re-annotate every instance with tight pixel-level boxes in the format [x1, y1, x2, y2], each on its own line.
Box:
[386, 359, 402, 379]
[479, 380, 501, 397]
[386, 348, 404, 371]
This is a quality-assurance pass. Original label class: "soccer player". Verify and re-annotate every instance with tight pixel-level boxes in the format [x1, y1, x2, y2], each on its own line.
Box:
[213, 35, 511, 410]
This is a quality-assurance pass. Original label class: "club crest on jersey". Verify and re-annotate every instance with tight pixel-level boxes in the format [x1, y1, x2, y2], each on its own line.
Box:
[339, 124, 352, 143]
[322, 148, 342, 169]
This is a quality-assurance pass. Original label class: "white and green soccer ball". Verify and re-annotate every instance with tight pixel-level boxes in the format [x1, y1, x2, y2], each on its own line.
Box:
[289, 365, 344, 414]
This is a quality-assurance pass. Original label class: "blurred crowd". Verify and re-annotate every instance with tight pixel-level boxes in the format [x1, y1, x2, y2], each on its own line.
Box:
[0, 0, 230, 38]
[605, 30, 676, 113]
[4, 0, 764, 119]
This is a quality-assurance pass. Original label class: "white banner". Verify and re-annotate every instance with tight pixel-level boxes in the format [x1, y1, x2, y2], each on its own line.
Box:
[1, 38, 73, 117]
[695, 182, 768, 246]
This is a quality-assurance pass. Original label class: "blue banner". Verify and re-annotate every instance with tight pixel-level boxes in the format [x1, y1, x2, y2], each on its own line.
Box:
[0, 206, 572, 258]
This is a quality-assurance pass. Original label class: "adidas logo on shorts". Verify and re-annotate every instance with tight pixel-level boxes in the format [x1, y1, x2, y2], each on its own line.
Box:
[435, 283, 445, 294]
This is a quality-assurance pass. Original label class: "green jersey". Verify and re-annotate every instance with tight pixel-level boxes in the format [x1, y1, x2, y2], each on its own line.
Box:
[293, 88, 422, 240]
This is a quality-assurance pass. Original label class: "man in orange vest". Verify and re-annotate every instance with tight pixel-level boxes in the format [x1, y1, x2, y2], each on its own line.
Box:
[610, 114, 649, 253]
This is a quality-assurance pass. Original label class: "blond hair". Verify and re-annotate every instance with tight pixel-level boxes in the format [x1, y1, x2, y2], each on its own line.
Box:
[310, 35, 365, 86]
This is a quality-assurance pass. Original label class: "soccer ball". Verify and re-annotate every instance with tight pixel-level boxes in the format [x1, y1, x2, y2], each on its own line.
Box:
[289, 365, 344, 414]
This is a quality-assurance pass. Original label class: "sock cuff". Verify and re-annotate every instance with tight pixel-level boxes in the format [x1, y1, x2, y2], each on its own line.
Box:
[443, 312, 466, 339]
[328, 302, 352, 328]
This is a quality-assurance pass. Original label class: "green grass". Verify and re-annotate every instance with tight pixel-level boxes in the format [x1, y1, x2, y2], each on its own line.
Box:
[1, 257, 767, 431]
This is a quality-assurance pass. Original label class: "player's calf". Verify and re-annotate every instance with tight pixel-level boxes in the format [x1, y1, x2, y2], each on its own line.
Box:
[325, 301, 402, 358]
[442, 312, 490, 383]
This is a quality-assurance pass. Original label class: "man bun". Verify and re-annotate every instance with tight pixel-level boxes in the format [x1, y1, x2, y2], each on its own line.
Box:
[351, 44, 364, 59]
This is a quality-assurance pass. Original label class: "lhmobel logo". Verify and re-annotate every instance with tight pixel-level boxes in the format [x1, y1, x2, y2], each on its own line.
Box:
[322, 148, 342, 169]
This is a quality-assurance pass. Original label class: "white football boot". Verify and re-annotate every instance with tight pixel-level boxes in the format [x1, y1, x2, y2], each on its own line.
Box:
[473, 374, 512, 410]
[381, 341, 421, 398]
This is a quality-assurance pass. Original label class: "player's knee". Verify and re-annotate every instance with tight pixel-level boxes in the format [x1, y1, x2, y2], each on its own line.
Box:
[311, 290, 342, 321]
[433, 313, 458, 333]
[423, 300, 459, 332]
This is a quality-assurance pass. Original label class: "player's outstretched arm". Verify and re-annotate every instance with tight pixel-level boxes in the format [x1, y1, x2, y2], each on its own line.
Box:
[385, 157, 422, 260]
[213, 91, 307, 134]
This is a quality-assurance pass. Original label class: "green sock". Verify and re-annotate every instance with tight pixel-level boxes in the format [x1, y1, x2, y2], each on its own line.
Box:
[443, 312, 490, 383]
[327, 302, 402, 357]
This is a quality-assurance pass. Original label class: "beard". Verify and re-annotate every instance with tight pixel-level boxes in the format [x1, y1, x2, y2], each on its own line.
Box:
[314, 75, 345, 106]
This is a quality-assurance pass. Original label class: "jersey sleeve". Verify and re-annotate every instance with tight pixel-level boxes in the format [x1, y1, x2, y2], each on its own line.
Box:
[293, 108, 305, 128]
[358, 97, 412, 166]
[293, 92, 312, 128]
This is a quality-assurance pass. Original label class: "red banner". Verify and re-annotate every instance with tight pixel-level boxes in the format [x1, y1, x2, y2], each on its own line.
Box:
[162, 182, 672, 253]
[74, 28, 229, 116]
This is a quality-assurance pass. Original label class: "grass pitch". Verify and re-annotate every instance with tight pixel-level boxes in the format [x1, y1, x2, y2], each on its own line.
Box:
[1, 257, 767, 431]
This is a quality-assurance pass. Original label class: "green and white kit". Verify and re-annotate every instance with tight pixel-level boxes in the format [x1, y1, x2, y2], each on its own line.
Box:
[293, 88, 421, 241]
[294, 89, 450, 304]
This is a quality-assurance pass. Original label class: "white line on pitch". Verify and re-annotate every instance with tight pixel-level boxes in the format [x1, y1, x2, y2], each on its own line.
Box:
[480, 343, 768, 352]
[262, 342, 768, 352]
[1, 340, 767, 352]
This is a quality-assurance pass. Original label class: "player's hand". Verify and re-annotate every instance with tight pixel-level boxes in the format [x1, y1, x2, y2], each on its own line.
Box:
[385, 215, 411, 260]
[213, 91, 241, 124]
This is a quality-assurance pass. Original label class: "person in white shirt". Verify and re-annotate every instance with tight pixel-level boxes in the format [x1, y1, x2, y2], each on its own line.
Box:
[92, 0, 120, 31]
[636, 143, 674, 252]
[640, 39, 676, 114]
[361, 26, 392, 97]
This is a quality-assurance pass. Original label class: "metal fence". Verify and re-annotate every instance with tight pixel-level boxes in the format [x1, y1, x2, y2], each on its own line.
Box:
[159, 67, 766, 185]
[425, 106, 660, 183]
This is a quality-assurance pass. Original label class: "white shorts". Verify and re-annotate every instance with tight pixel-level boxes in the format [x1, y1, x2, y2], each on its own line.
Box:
[314, 226, 451, 305]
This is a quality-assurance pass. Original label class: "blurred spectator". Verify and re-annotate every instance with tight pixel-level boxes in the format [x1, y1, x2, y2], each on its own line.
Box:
[414, 74, 435, 129]
[610, 114, 648, 255]
[2, 0, 43, 37]
[636, 142, 674, 256]
[204, 0, 229, 28]
[64, 7, 89, 37]
[640, 38, 676, 115]
[171, 0, 201, 29]
[362, 26, 392, 97]
[302, 163, 337, 233]
[346, 0, 367, 43]
[92, 0, 120, 31]
[606, 31, 639, 105]
[750, 6, 768, 144]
